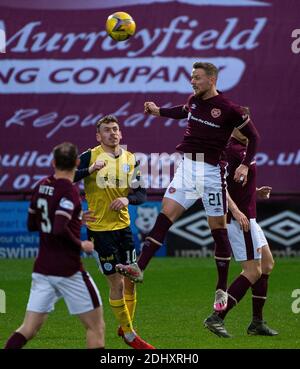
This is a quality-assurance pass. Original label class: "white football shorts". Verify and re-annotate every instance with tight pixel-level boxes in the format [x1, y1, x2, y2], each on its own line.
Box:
[164, 157, 227, 216]
[27, 271, 102, 315]
[227, 218, 268, 261]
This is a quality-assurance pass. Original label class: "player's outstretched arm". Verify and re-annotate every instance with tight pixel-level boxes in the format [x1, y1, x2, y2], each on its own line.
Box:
[159, 104, 189, 119]
[144, 101, 189, 120]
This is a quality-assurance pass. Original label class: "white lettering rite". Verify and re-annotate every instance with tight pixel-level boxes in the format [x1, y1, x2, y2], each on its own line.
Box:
[4, 16, 267, 56]
[38, 185, 54, 196]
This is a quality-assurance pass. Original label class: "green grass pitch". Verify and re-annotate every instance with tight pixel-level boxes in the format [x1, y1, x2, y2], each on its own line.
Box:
[1, 257, 300, 349]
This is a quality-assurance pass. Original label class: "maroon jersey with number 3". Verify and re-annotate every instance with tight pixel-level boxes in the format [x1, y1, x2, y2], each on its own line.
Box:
[28, 176, 83, 277]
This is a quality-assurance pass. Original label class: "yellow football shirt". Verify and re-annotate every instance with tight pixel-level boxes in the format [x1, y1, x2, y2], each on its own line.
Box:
[84, 145, 137, 231]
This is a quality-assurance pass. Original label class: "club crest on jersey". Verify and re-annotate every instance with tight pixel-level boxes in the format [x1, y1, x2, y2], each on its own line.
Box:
[104, 263, 113, 271]
[211, 108, 221, 118]
[123, 164, 131, 173]
[168, 187, 176, 194]
[191, 104, 197, 109]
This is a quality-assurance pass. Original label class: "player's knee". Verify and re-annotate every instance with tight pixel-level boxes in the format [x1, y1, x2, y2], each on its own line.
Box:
[161, 209, 176, 223]
[242, 265, 261, 283]
[161, 200, 183, 222]
[254, 268, 262, 282]
[262, 258, 275, 274]
[208, 215, 226, 230]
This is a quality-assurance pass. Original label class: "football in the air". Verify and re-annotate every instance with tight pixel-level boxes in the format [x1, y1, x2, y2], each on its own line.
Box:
[106, 12, 136, 41]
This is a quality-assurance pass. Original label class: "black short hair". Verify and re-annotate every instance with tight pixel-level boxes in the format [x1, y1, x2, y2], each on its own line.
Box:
[53, 142, 78, 170]
[96, 115, 119, 132]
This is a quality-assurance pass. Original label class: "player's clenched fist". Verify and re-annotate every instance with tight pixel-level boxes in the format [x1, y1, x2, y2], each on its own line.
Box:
[88, 160, 106, 174]
[144, 102, 160, 116]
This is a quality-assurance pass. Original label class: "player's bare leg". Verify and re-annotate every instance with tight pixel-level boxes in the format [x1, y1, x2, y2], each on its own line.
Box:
[208, 215, 231, 312]
[78, 307, 105, 348]
[116, 198, 185, 283]
[4, 311, 48, 348]
[261, 245, 275, 275]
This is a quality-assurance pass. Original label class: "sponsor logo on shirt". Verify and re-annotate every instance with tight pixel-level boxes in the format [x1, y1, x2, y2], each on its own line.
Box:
[189, 113, 221, 128]
[123, 164, 131, 173]
[59, 197, 74, 210]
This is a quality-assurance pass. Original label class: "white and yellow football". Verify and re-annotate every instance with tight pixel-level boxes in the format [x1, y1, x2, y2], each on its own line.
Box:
[106, 12, 136, 41]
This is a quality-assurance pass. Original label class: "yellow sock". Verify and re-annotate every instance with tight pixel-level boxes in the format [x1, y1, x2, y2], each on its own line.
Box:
[109, 298, 133, 334]
[125, 290, 137, 321]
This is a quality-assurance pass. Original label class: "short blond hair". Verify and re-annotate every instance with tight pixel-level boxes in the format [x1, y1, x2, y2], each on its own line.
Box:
[192, 62, 218, 78]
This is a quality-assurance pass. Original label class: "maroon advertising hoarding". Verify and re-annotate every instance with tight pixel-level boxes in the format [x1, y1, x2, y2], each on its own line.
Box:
[0, 0, 299, 193]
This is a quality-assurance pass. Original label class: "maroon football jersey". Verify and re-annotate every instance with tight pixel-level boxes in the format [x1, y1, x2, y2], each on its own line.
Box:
[225, 137, 257, 220]
[160, 93, 248, 166]
[28, 175, 83, 276]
